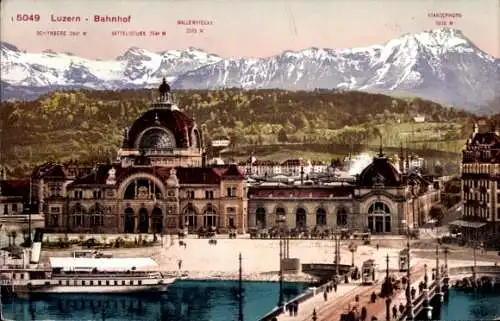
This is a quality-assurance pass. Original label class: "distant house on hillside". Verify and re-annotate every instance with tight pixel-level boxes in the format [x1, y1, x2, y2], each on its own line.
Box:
[413, 115, 425, 123]
[211, 140, 230, 147]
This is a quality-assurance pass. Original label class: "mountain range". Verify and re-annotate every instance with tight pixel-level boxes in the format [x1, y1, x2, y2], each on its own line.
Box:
[1, 28, 499, 113]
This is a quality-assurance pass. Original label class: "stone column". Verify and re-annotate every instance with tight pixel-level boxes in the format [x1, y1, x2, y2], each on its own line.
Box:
[198, 214, 203, 229]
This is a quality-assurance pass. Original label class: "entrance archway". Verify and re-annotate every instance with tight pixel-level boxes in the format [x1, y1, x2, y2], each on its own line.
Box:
[203, 204, 217, 228]
[256, 207, 266, 228]
[368, 202, 391, 233]
[183, 204, 197, 231]
[337, 208, 348, 226]
[151, 207, 163, 234]
[138, 208, 149, 233]
[124, 208, 135, 233]
[296, 208, 306, 228]
[316, 208, 327, 226]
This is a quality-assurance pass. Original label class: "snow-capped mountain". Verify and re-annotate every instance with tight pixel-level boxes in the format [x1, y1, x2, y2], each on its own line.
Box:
[173, 29, 500, 111]
[0, 43, 222, 91]
[1, 28, 499, 112]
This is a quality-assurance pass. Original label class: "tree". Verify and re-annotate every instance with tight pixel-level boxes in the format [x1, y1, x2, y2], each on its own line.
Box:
[429, 205, 445, 226]
[11, 230, 18, 246]
[277, 128, 288, 143]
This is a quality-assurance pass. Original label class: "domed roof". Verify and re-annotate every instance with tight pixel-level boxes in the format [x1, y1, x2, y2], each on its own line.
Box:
[124, 108, 196, 149]
[120, 80, 204, 154]
[357, 155, 402, 187]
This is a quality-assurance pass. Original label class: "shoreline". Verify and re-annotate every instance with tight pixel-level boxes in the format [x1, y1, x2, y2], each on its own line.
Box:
[178, 271, 318, 283]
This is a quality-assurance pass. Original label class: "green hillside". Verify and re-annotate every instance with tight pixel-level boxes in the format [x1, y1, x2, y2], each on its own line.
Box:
[0, 88, 486, 177]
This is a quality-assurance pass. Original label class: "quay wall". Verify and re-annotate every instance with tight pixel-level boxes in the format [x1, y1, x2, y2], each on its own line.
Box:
[258, 278, 340, 321]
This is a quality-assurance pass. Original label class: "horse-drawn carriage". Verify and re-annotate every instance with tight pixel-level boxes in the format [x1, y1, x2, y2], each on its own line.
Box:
[178, 227, 188, 239]
[198, 226, 216, 238]
[228, 229, 237, 239]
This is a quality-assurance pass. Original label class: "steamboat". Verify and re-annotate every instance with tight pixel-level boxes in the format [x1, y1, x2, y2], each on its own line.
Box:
[0, 251, 176, 295]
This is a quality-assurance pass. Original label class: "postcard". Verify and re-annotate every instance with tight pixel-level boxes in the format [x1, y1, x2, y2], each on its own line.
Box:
[0, 1, 499, 321]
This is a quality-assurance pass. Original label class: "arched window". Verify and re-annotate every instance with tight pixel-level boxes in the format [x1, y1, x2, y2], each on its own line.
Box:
[124, 208, 135, 233]
[124, 178, 163, 200]
[203, 204, 217, 228]
[276, 207, 286, 219]
[151, 207, 163, 234]
[89, 203, 104, 227]
[71, 203, 86, 228]
[316, 208, 327, 226]
[256, 207, 266, 228]
[183, 204, 198, 230]
[191, 129, 201, 148]
[368, 202, 391, 233]
[296, 208, 307, 228]
[138, 128, 176, 150]
[337, 208, 348, 226]
[138, 208, 149, 233]
[227, 207, 236, 228]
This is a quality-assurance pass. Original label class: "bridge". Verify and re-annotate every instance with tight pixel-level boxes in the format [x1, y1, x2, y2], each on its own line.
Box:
[259, 264, 500, 321]
[448, 265, 500, 278]
[394, 265, 500, 321]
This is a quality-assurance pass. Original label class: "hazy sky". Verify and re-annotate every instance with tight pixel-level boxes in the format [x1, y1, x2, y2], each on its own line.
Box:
[1, 0, 499, 59]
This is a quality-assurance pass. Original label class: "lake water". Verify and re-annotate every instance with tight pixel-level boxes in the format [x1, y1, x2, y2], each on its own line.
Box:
[438, 288, 500, 321]
[4, 282, 500, 321]
[2, 280, 309, 321]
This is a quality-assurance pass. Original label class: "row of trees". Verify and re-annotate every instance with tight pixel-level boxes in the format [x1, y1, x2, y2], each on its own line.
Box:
[0, 88, 488, 177]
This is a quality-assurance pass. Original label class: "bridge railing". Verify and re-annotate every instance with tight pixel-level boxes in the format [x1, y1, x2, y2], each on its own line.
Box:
[448, 265, 500, 276]
[258, 288, 316, 321]
[395, 280, 439, 321]
[259, 279, 339, 321]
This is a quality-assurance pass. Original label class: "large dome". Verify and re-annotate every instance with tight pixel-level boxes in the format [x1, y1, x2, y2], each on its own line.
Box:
[357, 156, 402, 187]
[118, 79, 205, 168]
[124, 108, 201, 150]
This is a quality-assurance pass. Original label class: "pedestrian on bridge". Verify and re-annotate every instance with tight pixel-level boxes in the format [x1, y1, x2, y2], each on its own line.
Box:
[323, 290, 328, 301]
[392, 305, 397, 319]
[286, 303, 292, 316]
[360, 306, 367, 321]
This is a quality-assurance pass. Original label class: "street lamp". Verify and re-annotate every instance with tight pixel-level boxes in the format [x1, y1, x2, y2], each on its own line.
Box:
[435, 244, 443, 303]
[238, 252, 244, 321]
[348, 242, 357, 267]
[276, 213, 286, 308]
[443, 247, 449, 271]
[385, 253, 391, 321]
[406, 228, 414, 321]
[334, 229, 340, 282]
[424, 264, 428, 288]
[410, 181, 417, 229]
[472, 229, 477, 284]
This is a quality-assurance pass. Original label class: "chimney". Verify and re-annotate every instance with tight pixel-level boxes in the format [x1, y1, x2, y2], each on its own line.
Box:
[491, 122, 499, 136]
[202, 152, 207, 167]
[405, 148, 410, 172]
[473, 123, 479, 135]
[399, 143, 404, 174]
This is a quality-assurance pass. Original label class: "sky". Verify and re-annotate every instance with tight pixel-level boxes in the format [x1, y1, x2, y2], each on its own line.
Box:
[0, 0, 499, 59]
